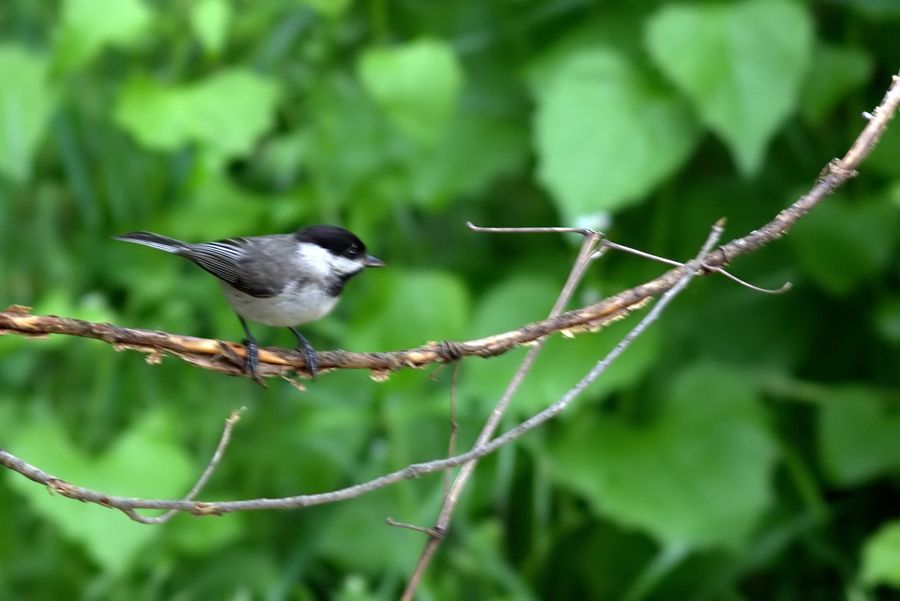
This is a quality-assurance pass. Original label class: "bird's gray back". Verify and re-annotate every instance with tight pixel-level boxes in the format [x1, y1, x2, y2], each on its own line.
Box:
[182, 234, 303, 298]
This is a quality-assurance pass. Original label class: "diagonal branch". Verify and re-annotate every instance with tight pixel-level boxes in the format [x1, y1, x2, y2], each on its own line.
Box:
[0, 296, 648, 380]
[400, 230, 603, 599]
[2, 67, 898, 382]
[400, 70, 900, 594]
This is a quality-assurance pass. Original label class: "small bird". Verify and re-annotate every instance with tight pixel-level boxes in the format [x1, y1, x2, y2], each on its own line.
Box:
[115, 225, 385, 381]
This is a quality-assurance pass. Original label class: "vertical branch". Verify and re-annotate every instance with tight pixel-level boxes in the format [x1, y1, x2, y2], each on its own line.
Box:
[401, 231, 602, 600]
[443, 362, 462, 497]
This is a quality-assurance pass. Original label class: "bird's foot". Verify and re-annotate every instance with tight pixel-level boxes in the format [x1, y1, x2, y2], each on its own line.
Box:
[243, 337, 265, 386]
[289, 327, 319, 378]
[296, 340, 319, 378]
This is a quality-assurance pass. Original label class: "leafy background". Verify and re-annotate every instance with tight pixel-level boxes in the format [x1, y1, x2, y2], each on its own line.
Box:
[1, 0, 899, 598]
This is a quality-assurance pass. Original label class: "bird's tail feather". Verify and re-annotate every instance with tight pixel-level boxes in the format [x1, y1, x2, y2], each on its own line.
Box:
[114, 231, 187, 254]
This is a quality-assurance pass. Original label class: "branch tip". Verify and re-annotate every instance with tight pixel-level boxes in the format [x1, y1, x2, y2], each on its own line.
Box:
[465, 222, 597, 237]
[386, 517, 440, 537]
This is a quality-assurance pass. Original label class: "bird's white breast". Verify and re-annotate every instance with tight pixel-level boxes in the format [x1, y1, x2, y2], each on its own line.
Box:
[220, 281, 339, 327]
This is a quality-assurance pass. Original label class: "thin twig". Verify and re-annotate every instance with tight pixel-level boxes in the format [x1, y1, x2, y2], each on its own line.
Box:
[401, 231, 602, 599]
[400, 232, 598, 553]
[132, 408, 244, 524]
[598, 239, 791, 294]
[386, 517, 442, 537]
[711, 269, 791, 295]
[466, 222, 595, 236]
[469, 221, 789, 295]
[444, 362, 462, 497]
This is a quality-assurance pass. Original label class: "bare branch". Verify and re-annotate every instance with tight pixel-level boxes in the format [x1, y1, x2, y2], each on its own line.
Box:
[466, 221, 596, 236]
[0, 296, 651, 380]
[401, 231, 602, 599]
[444, 362, 462, 497]
[0, 409, 244, 524]
[599, 240, 791, 294]
[385, 517, 441, 537]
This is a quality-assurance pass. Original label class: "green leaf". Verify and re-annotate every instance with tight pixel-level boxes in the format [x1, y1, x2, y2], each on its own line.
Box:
[190, 0, 231, 55]
[549, 364, 777, 549]
[790, 197, 898, 296]
[6, 411, 194, 572]
[114, 69, 280, 159]
[188, 71, 280, 157]
[114, 75, 188, 150]
[303, 73, 396, 204]
[0, 46, 56, 183]
[357, 39, 464, 145]
[645, 0, 813, 174]
[55, 0, 153, 70]
[407, 114, 528, 209]
[818, 387, 900, 486]
[800, 43, 872, 124]
[862, 521, 900, 588]
[531, 48, 699, 220]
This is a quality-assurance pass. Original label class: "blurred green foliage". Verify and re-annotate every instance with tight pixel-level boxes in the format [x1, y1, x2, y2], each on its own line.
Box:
[1, 0, 899, 598]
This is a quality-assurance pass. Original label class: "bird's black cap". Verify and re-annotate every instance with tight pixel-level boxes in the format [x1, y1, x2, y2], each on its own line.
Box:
[294, 225, 367, 259]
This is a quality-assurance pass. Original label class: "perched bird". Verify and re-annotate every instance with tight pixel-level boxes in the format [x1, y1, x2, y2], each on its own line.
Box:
[115, 225, 384, 380]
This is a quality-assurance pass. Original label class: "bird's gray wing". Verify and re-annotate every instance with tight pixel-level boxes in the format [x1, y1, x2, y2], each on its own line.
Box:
[180, 238, 282, 298]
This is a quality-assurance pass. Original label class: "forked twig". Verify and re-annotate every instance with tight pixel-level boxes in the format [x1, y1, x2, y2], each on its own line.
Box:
[131, 408, 244, 524]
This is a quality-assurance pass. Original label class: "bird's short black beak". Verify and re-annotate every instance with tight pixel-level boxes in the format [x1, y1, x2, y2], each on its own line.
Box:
[364, 255, 386, 268]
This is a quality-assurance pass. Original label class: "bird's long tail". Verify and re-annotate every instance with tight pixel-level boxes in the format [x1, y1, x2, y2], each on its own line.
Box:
[114, 231, 188, 254]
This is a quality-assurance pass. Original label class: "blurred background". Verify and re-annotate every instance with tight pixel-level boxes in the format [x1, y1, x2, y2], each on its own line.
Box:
[2, 0, 900, 598]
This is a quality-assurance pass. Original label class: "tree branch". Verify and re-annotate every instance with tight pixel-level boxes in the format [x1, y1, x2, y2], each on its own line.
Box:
[401, 229, 603, 600]
[3, 68, 897, 382]
[396, 68, 900, 595]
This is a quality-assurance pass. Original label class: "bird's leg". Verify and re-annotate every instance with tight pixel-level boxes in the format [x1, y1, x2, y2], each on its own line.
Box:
[289, 327, 319, 377]
[238, 316, 262, 383]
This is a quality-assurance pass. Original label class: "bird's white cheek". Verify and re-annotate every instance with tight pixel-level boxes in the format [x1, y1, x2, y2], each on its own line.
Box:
[330, 255, 364, 277]
[294, 244, 333, 279]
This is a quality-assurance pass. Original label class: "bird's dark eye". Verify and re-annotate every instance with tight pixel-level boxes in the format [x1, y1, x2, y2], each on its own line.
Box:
[346, 244, 359, 258]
